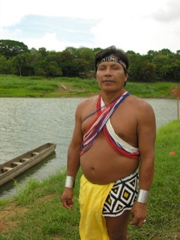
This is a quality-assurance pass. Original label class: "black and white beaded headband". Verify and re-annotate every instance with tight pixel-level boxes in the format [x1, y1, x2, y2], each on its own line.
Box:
[97, 57, 126, 69]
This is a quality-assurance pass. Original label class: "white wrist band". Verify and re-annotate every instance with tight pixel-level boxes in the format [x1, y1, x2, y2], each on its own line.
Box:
[137, 189, 149, 204]
[65, 176, 75, 188]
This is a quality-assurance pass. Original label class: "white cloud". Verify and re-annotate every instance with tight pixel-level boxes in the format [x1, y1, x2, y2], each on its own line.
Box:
[0, 27, 23, 39]
[0, 0, 179, 54]
[152, 0, 180, 22]
[25, 32, 67, 51]
[0, 0, 169, 26]
[24, 32, 92, 51]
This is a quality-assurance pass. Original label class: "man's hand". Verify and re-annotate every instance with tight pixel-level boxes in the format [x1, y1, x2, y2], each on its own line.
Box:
[130, 202, 148, 227]
[61, 188, 75, 209]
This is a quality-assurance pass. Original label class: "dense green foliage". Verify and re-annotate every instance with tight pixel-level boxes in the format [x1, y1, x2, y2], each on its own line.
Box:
[0, 40, 180, 82]
[0, 40, 29, 59]
[0, 120, 179, 239]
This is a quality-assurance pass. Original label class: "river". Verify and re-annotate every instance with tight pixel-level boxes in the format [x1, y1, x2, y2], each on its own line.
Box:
[0, 98, 178, 198]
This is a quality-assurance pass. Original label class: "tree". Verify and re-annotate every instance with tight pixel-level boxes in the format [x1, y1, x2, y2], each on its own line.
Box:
[59, 50, 74, 62]
[158, 48, 172, 56]
[46, 61, 62, 77]
[1, 38, 180, 81]
[38, 47, 48, 57]
[0, 55, 14, 74]
[74, 59, 89, 77]
[34, 60, 47, 76]
[28, 48, 43, 75]
[140, 62, 157, 82]
[76, 47, 95, 71]
[12, 52, 31, 76]
[127, 51, 144, 82]
[163, 61, 180, 82]
[93, 47, 102, 53]
[61, 60, 79, 77]
[0, 40, 29, 59]
[65, 47, 78, 58]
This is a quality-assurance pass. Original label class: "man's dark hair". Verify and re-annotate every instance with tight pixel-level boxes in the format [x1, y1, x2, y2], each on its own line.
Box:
[95, 46, 129, 73]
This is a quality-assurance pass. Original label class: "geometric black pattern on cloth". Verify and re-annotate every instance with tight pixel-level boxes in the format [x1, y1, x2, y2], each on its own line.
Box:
[102, 172, 139, 217]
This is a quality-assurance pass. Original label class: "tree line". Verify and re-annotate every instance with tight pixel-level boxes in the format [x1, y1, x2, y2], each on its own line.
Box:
[0, 39, 180, 82]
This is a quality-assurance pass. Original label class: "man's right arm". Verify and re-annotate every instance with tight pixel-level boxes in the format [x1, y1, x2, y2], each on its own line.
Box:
[61, 104, 83, 209]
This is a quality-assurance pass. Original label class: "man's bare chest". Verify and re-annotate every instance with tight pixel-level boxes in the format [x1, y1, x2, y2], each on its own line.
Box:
[81, 108, 138, 145]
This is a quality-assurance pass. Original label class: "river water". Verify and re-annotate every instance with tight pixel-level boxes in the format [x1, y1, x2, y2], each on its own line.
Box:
[0, 98, 179, 198]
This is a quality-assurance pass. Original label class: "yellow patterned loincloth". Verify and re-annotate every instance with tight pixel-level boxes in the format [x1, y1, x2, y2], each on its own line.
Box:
[79, 172, 138, 240]
[79, 175, 113, 240]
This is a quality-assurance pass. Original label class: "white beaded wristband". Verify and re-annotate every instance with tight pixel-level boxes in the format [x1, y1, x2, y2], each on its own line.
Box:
[137, 189, 149, 204]
[65, 176, 75, 188]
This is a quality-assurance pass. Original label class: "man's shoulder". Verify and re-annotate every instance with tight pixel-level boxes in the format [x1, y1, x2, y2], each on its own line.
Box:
[127, 95, 155, 118]
[78, 95, 99, 107]
[128, 95, 152, 107]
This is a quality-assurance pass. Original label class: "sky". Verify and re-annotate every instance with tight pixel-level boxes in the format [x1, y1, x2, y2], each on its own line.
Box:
[0, 0, 180, 54]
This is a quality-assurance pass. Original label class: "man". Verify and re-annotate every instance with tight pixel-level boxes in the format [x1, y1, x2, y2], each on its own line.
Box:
[61, 46, 156, 240]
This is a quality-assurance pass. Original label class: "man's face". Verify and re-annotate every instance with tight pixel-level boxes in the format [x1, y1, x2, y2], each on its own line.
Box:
[96, 55, 128, 93]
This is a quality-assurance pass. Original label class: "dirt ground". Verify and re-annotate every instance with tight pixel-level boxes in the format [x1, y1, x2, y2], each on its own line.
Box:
[0, 203, 28, 234]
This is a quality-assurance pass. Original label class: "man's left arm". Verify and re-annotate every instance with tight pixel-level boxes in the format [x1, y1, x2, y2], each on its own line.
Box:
[130, 102, 156, 227]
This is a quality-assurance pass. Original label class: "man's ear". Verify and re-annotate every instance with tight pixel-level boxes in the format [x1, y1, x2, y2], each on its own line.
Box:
[126, 73, 128, 80]
[124, 73, 128, 87]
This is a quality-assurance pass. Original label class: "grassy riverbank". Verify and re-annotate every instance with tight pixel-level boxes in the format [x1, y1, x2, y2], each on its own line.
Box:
[0, 120, 180, 240]
[0, 74, 179, 98]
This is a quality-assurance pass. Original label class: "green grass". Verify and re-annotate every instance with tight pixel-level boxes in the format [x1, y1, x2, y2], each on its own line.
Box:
[0, 169, 81, 240]
[125, 81, 177, 98]
[0, 74, 179, 98]
[128, 119, 180, 239]
[0, 75, 58, 97]
[0, 120, 180, 239]
[0, 75, 99, 98]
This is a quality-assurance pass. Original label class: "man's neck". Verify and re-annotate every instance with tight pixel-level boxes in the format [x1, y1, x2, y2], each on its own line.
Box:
[100, 90, 125, 105]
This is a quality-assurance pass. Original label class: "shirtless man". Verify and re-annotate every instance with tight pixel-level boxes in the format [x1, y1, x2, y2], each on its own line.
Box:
[61, 46, 156, 240]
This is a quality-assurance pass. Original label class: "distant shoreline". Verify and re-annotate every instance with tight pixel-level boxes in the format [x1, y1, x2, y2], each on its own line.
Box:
[0, 74, 179, 98]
